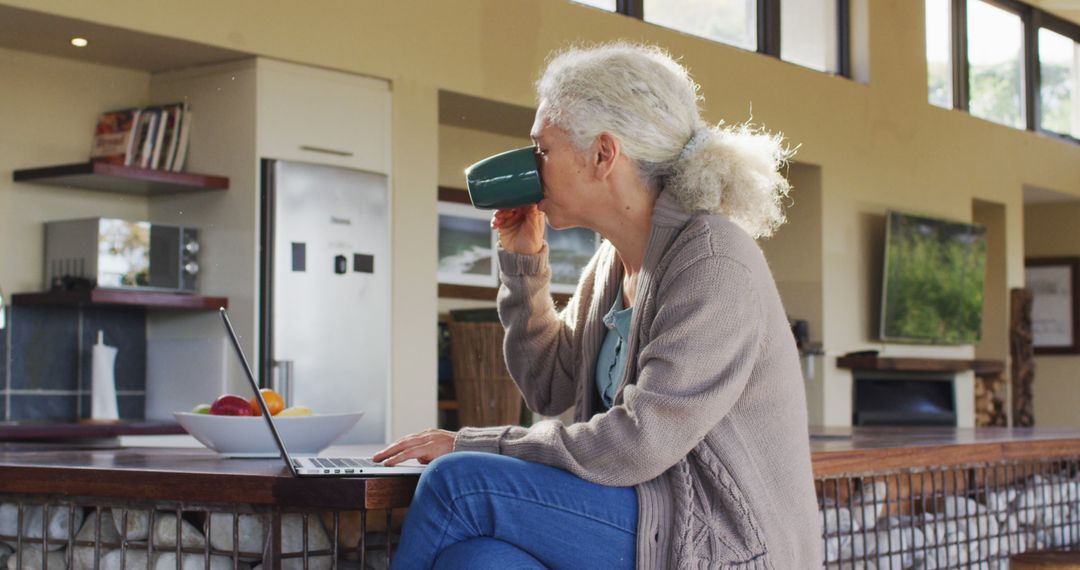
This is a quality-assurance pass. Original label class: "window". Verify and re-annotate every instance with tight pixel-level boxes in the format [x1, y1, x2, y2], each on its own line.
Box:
[967, 0, 1025, 129]
[572, 0, 854, 80]
[780, 0, 840, 72]
[1039, 27, 1079, 138]
[925, 0, 1080, 143]
[571, 0, 616, 11]
[644, 0, 757, 52]
[925, 0, 953, 108]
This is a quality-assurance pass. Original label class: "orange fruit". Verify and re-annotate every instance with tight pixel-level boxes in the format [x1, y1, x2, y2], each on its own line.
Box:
[248, 388, 285, 416]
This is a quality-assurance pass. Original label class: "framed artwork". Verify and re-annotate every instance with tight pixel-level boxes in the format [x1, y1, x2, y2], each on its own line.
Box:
[546, 226, 602, 295]
[1024, 256, 1080, 354]
[437, 201, 497, 287]
[434, 187, 579, 305]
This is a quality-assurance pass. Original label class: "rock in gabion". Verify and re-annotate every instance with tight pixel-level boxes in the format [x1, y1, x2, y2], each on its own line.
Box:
[0, 544, 11, 569]
[5, 543, 68, 570]
[19, 504, 85, 551]
[852, 480, 888, 532]
[207, 511, 331, 568]
[822, 505, 856, 535]
[109, 510, 204, 548]
[207, 512, 265, 555]
[0, 504, 17, 538]
[100, 549, 246, 570]
[72, 509, 121, 570]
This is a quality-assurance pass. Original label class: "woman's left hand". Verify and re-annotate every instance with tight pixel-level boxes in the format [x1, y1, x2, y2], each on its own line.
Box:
[373, 428, 456, 466]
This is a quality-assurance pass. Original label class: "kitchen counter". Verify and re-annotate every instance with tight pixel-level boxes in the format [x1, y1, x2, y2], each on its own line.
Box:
[0, 444, 417, 510]
[2, 428, 1079, 569]
[1, 428, 1078, 503]
[809, 426, 1080, 476]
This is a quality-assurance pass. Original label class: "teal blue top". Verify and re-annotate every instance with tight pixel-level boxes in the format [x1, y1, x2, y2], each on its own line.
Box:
[595, 286, 634, 409]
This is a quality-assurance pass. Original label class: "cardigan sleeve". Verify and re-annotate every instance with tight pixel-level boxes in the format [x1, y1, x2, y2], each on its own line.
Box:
[455, 254, 764, 487]
[487, 243, 584, 418]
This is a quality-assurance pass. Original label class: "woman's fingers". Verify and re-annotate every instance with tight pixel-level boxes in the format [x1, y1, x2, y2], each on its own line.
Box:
[373, 429, 455, 465]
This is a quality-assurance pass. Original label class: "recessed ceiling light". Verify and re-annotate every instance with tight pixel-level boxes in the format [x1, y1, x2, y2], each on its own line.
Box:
[71, 37, 89, 48]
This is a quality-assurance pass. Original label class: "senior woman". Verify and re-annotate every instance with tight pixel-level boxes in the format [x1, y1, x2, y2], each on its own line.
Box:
[374, 43, 822, 569]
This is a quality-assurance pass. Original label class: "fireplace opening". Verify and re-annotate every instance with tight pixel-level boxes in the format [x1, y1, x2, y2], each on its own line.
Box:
[853, 373, 957, 426]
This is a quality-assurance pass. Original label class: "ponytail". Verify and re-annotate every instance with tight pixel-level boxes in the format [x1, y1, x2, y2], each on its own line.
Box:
[667, 123, 794, 239]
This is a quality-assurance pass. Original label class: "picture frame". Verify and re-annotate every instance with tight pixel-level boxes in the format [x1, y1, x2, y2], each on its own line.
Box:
[546, 226, 602, 295]
[434, 186, 578, 305]
[437, 200, 498, 288]
[1024, 256, 1080, 354]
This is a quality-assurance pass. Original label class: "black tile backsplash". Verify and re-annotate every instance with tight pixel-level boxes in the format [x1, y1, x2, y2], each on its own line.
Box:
[9, 394, 78, 422]
[81, 307, 147, 393]
[10, 305, 79, 391]
[3, 304, 146, 422]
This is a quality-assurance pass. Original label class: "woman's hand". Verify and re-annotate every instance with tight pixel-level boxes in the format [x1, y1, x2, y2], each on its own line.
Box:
[492, 205, 545, 255]
[373, 428, 456, 466]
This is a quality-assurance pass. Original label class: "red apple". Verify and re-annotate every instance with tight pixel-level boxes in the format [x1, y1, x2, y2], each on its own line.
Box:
[209, 394, 254, 416]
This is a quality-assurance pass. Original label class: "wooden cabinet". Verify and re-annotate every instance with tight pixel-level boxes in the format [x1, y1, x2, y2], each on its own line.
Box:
[257, 59, 391, 174]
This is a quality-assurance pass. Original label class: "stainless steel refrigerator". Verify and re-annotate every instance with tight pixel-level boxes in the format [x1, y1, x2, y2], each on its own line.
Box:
[260, 160, 390, 444]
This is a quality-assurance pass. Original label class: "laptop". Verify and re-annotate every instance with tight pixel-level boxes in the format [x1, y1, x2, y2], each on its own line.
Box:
[220, 307, 425, 477]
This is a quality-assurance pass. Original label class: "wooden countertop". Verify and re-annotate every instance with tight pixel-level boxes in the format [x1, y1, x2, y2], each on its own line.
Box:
[0, 445, 417, 510]
[809, 426, 1080, 476]
[3, 428, 1080, 506]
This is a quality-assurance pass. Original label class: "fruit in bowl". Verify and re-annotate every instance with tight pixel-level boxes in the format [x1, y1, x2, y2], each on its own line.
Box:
[180, 390, 362, 457]
[174, 408, 364, 458]
[248, 388, 285, 416]
[209, 394, 254, 416]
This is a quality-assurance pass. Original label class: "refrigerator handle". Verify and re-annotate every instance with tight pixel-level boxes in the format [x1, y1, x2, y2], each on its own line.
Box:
[271, 360, 294, 408]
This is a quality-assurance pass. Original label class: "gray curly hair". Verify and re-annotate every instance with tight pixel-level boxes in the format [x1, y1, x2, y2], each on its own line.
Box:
[536, 42, 793, 239]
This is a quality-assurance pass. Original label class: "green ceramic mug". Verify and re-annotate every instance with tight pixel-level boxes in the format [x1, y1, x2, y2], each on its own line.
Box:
[465, 146, 544, 209]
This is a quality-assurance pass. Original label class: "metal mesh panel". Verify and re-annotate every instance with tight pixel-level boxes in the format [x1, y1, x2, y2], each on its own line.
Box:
[817, 457, 1080, 568]
[0, 495, 399, 569]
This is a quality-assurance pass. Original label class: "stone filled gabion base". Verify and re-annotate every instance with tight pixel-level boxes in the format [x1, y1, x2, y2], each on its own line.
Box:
[819, 469, 1080, 569]
[0, 502, 395, 570]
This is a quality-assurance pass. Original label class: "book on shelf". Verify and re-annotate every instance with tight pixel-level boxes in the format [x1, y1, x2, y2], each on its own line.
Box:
[89, 103, 191, 171]
[171, 104, 192, 172]
[160, 103, 183, 171]
[138, 109, 160, 169]
[88, 108, 141, 165]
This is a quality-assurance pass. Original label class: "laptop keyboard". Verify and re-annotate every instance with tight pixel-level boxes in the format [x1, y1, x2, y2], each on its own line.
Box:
[298, 457, 379, 469]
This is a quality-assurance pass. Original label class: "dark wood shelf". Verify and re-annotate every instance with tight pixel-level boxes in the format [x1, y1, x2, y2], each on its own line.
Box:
[836, 355, 1005, 375]
[0, 420, 185, 440]
[13, 161, 228, 195]
[12, 289, 228, 310]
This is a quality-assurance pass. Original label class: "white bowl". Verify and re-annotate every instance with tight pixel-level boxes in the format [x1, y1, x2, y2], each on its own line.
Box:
[173, 411, 364, 458]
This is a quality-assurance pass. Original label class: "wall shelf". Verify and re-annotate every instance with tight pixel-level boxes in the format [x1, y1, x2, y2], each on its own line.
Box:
[12, 162, 229, 196]
[836, 355, 1005, 376]
[0, 420, 185, 440]
[12, 290, 228, 310]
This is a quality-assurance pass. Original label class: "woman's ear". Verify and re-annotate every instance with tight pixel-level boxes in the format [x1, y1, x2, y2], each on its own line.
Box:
[594, 132, 620, 179]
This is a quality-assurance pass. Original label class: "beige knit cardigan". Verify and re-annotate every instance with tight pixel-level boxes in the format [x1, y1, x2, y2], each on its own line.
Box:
[455, 191, 823, 569]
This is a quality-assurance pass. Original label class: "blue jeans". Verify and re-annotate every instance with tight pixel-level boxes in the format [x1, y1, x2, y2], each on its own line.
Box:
[390, 452, 637, 570]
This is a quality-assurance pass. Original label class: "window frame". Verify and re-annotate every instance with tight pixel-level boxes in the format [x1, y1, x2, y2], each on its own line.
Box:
[613, 0, 852, 78]
[1033, 10, 1080, 142]
[936, 0, 1080, 144]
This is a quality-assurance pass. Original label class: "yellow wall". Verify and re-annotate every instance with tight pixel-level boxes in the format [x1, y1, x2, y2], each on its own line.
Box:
[2, 0, 1079, 429]
[1024, 202, 1080, 428]
[0, 46, 150, 292]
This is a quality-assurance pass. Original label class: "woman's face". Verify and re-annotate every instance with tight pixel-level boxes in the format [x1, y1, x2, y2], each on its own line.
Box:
[530, 102, 597, 230]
